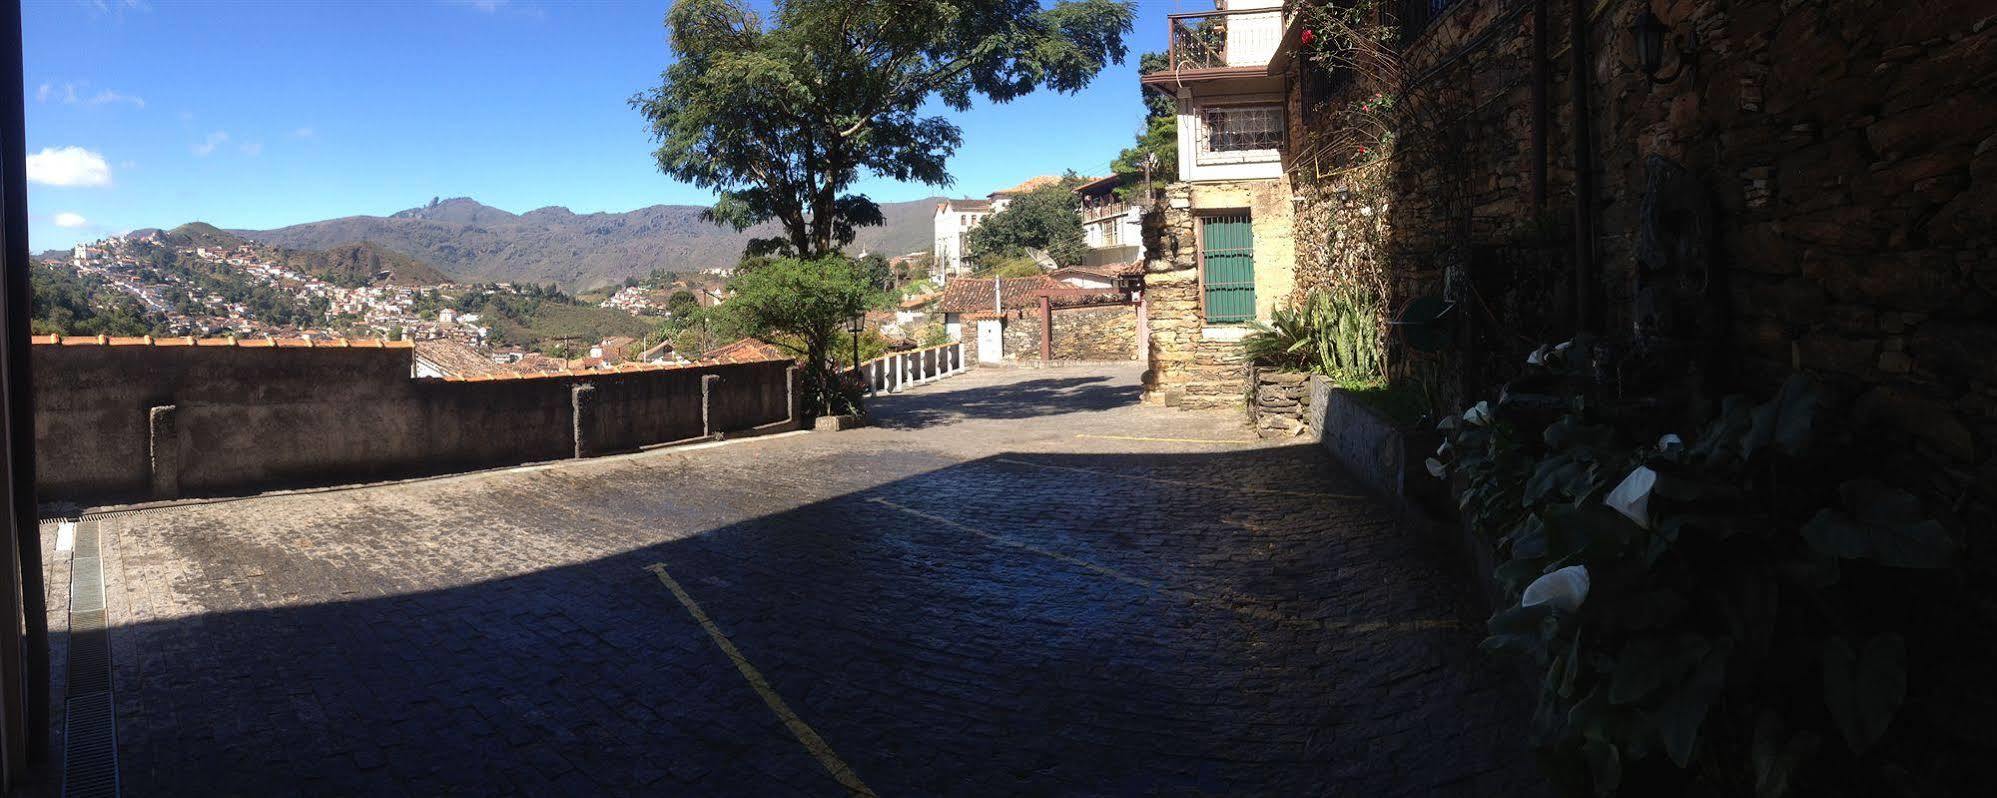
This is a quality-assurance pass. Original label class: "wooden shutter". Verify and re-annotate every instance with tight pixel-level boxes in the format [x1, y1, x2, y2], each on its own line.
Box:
[1200, 214, 1256, 323]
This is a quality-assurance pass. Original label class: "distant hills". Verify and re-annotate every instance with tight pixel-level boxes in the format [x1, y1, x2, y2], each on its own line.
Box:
[233, 196, 944, 292]
[160, 223, 455, 288]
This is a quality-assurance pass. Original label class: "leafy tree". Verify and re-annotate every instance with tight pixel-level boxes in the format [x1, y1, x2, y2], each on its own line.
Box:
[666, 290, 700, 320]
[1110, 51, 1178, 199]
[967, 175, 1087, 266]
[710, 255, 883, 416]
[633, 0, 1134, 259]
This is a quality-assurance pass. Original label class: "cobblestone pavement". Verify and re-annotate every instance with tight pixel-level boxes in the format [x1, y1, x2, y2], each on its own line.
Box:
[80, 363, 1542, 796]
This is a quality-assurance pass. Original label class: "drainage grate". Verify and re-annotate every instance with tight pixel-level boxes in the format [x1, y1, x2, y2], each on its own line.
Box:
[62, 519, 120, 798]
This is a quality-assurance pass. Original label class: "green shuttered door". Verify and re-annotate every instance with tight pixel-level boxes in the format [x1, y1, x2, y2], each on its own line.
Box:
[1200, 214, 1256, 323]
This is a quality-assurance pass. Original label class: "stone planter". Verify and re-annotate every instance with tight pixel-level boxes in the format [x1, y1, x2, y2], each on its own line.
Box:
[1247, 367, 1312, 438]
[810, 413, 869, 431]
[1308, 375, 1501, 612]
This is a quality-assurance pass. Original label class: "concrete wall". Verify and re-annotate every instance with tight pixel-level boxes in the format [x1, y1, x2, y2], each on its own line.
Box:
[32, 341, 794, 503]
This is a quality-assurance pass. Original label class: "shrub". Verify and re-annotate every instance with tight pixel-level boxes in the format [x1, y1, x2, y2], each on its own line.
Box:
[1431, 339, 1955, 797]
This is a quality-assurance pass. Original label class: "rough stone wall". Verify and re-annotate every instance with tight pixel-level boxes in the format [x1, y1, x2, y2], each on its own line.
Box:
[1052, 306, 1139, 360]
[1289, 1, 1997, 527]
[1249, 368, 1312, 437]
[1000, 306, 1140, 362]
[1142, 179, 1296, 410]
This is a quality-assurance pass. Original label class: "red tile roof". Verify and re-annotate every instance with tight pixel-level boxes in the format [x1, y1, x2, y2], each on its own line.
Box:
[991, 175, 1065, 196]
[32, 334, 412, 349]
[701, 337, 795, 364]
[934, 276, 1066, 313]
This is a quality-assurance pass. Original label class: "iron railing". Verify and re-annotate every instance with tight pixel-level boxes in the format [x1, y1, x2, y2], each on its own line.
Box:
[1165, 6, 1286, 71]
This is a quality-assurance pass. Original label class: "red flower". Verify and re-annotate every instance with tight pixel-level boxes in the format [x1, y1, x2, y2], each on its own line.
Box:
[1301, 29, 1315, 45]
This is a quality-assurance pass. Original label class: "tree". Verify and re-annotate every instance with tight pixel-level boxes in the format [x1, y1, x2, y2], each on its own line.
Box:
[711, 255, 883, 416]
[1110, 51, 1178, 199]
[634, 0, 1134, 259]
[666, 290, 700, 321]
[967, 175, 1088, 266]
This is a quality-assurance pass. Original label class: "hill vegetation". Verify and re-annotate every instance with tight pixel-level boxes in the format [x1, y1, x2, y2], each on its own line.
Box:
[237, 196, 942, 292]
[29, 263, 155, 337]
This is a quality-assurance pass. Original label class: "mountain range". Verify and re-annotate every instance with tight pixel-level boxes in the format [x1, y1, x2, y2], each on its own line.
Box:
[231, 196, 944, 292]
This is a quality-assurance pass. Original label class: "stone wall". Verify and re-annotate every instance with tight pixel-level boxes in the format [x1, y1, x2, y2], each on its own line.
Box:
[1001, 305, 1140, 362]
[33, 340, 795, 503]
[1141, 179, 1296, 410]
[1287, 1, 1997, 524]
[1249, 368, 1312, 437]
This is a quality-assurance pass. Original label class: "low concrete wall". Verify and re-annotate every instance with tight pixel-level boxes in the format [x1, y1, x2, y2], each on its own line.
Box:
[33, 339, 796, 503]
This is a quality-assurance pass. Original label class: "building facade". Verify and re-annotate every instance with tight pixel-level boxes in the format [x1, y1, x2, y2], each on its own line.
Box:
[1137, 0, 1297, 409]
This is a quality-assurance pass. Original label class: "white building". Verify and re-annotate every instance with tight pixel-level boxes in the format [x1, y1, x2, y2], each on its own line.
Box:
[1072, 174, 1146, 272]
[1150, 0, 1287, 185]
[931, 198, 994, 283]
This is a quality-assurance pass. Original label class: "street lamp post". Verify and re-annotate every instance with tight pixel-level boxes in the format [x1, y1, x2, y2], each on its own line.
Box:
[845, 313, 865, 388]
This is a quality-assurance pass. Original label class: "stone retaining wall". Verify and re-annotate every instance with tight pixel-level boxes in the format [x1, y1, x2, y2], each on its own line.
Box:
[32, 340, 795, 503]
[1248, 368, 1311, 437]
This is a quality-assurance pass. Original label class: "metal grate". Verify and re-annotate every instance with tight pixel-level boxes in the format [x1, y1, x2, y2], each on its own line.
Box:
[63, 519, 121, 798]
[1200, 214, 1258, 324]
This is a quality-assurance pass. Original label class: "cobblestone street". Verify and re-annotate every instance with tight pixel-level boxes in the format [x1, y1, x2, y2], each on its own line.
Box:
[75, 363, 1540, 796]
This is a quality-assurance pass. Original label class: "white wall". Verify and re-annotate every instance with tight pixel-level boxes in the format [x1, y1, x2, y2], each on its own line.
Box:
[1175, 87, 1287, 183]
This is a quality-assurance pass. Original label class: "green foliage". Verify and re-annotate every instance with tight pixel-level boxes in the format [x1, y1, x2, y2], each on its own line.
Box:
[917, 322, 952, 348]
[633, 0, 1132, 259]
[1110, 51, 1178, 199]
[29, 263, 155, 336]
[1241, 288, 1382, 380]
[456, 286, 653, 354]
[712, 255, 885, 416]
[1434, 344, 1956, 796]
[966, 176, 1088, 267]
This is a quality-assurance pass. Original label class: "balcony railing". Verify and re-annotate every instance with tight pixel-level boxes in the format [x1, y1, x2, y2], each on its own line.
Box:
[1081, 201, 1133, 223]
[1166, 7, 1286, 71]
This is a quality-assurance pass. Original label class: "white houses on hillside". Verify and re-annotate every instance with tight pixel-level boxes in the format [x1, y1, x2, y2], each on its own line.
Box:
[931, 197, 994, 283]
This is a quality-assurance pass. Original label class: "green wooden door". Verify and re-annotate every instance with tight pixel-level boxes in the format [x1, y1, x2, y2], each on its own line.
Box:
[1200, 214, 1256, 323]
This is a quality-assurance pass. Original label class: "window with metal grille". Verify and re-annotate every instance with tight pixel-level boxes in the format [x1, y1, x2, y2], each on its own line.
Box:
[1399, 0, 1469, 43]
[1200, 214, 1256, 324]
[1198, 104, 1282, 163]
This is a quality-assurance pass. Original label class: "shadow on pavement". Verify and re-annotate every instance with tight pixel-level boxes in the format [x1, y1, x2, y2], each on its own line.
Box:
[867, 374, 1139, 430]
[90, 445, 1542, 797]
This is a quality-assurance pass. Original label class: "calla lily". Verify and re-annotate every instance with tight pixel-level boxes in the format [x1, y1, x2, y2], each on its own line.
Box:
[1526, 344, 1550, 366]
[1553, 340, 1573, 354]
[1463, 401, 1493, 427]
[1435, 441, 1452, 457]
[1437, 415, 1460, 432]
[1658, 433, 1683, 451]
[1522, 565, 1591, 612]
[1425, 457, 1447, 478]
[1605, 466, 1658, 529]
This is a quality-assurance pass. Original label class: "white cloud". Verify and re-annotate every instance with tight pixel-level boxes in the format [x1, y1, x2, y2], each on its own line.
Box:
[34, 81, 145, 108]
[87, 89, 145, 108]
[26, 146, 112, 187]
[53, 212, 88, 229]
[240, 140, 264, 157]
[192, 130, 229, 157]
[293, 127, 316, 139]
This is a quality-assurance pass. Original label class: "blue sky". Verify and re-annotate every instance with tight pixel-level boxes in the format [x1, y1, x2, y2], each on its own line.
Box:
[23, 0, 1199, 251]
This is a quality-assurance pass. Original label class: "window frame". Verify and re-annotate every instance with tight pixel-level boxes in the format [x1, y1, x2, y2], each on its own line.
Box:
[1194, 102, 1284, 166]
[1195, 211, 1257, 325]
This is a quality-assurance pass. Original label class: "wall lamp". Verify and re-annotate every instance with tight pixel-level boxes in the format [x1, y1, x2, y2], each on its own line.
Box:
[1632, 7, 1696, 84]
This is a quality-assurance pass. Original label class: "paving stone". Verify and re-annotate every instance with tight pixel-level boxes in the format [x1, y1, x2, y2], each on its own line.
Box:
[86, 363, 1540, 796]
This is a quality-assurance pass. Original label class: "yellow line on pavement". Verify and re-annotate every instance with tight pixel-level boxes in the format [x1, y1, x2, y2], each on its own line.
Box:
[1074, 433, 1258, 444]
[867, 499, 1461, 635]
[644, 563, 876, 797]
[994, 457, 1369, 500]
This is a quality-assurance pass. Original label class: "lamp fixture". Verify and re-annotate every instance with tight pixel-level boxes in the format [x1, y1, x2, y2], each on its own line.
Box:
[1631, 7, 1696, 85]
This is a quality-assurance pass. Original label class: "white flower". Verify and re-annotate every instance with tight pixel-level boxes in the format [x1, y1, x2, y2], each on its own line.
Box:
[1425, 457, 1447, 478]
[1522, 565, 1591, 612]
[1463, 401, 1493, 427]
[1435, 441, 1452, 457]
[1437, 415, 1460, 431]
[1553, 340, 1573, 354]
[1526, 344, 1550, 366]
[1658, 434, 1683, 451]
[1605, 466, 1659, 529]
